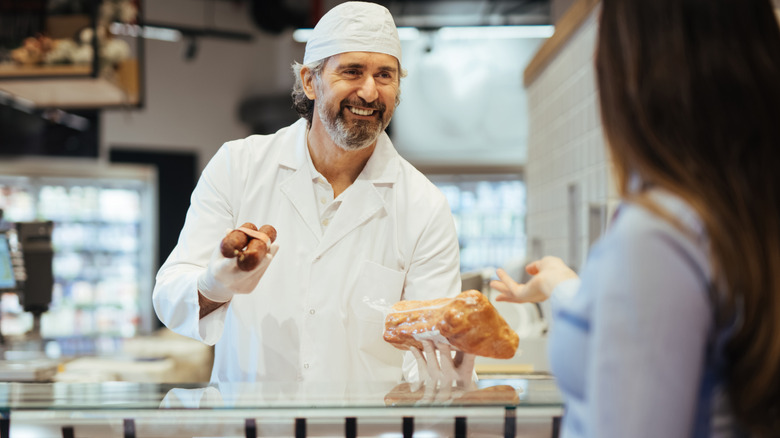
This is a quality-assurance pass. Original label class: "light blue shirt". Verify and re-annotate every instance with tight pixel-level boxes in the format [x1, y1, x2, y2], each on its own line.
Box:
[548, 189, 747, 438]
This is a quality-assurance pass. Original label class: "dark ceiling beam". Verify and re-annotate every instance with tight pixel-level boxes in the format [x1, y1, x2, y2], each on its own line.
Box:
[143, 21, 254, 41]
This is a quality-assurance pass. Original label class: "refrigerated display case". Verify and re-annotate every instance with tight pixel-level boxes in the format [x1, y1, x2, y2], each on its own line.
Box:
[427, 174, 553, 375]
[0, 377, 564, 438]
[429, 174, 527, 274]
[0, 158, 156, 345]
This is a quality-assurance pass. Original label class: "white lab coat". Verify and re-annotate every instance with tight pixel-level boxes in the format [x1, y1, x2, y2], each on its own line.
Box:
[153, 119, 461, 383]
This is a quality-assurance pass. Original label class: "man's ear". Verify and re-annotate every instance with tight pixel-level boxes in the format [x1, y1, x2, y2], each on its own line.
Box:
[301, 67, 316, 100]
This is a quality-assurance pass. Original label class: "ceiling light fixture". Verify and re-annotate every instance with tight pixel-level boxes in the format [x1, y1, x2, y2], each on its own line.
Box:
[437, 25, 554, 40]
[292, 27, 421, 43]
[109, 23, 183, 42]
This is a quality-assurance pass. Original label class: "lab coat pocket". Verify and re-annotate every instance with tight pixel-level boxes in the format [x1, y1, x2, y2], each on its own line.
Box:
[351, 259, 406, 323]
[351, 260, 406, 373]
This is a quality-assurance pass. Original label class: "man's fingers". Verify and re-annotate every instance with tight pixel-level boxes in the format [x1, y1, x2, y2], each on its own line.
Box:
[421, 341, 441, 378]
[453, 351, 476, 384]
[419, 380, 436, 404]
[410, 347, 428, 379]
[434, 381, 453, 402]
[460, 353, 477, 374]
[435, 343, 456, 380]
[453, 350, 464, 368]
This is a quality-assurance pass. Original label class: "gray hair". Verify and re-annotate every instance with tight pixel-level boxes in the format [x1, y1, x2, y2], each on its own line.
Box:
[290, 57, 407, 128]
[291, 59, 326, 128]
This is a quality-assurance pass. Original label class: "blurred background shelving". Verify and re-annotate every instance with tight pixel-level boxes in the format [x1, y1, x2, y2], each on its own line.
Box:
[0, 159, 156, 346]
[430, 174, 527, 274]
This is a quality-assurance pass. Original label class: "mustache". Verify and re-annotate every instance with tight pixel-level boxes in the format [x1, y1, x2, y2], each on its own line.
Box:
[340, 98, 386, 113]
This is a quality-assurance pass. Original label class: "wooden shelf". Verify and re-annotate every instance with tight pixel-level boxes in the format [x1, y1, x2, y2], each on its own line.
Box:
[0, 59, 139, 109]
[523, 0, 601, 87]
[0, 64, 92, 79]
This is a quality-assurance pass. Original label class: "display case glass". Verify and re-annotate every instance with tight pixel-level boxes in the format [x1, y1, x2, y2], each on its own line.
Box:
[0, 159, 156, 344]
[0, 377, 563, 437]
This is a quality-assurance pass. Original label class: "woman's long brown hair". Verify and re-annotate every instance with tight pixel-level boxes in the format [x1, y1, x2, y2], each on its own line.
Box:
[596, 0, 780, 435]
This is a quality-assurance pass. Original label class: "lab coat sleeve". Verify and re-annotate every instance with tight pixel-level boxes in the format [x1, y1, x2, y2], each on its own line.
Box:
[579, 222, 712, 437]
[400, 190, 462, 382]
[152, 143, 242, 345]
[401, 192, 462, 301]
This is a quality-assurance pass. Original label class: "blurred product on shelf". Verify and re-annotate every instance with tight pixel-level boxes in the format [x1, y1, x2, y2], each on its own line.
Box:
[431, 174, 526, 273]
[0, 161, 156, 342]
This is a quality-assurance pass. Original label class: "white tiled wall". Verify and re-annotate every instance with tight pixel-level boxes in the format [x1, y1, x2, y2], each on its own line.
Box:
[525, 7, 620, 271]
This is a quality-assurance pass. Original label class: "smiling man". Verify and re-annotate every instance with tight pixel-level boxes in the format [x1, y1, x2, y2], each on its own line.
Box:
[308, 53, 398, 152]
[152, 2, 466, 384]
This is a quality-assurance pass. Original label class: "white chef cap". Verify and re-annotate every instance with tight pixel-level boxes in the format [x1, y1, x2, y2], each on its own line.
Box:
[303, 1, 402, 65]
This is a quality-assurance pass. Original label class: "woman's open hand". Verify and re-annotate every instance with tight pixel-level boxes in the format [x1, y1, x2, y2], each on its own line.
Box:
[490, 256, 578, 304]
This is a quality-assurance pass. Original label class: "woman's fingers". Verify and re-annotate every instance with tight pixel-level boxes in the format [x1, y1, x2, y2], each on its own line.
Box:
[492, 268, 531, 303]
[495, 268, 519, 289]
[491, 281, 530, 304]
[489, 279, 511, 294]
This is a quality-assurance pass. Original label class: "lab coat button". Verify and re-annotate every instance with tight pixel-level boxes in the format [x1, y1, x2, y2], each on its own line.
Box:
[304, 363, 310, 369]
[309, 309, 315, 315]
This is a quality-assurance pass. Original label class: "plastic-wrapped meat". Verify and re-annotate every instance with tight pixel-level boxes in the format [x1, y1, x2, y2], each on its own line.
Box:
[383, 290, 519, 359]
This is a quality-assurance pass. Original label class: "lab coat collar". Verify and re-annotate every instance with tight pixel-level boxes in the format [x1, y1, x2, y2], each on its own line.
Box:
[316, 132, 400, 257]
[357, 130, 400, 185]
[278, 120, 320, 240]
[278, 119, 308, 171]
[277, 119, 400, 185]
[278, 120, 401, 255]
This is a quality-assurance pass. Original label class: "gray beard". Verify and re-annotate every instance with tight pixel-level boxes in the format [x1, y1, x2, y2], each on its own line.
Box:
[316, 99, 385, 152]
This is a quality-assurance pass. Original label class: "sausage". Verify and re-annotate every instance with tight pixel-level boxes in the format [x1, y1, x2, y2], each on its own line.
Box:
[220, 222, 257, 258]
[236, 238, 268, 271]
[219, 223, 278, 271]
[236, 224, 277, 271]
[258, 224, 277, 243]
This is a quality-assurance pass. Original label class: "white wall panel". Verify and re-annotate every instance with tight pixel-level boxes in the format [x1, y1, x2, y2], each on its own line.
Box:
[525, 7, 618, 270]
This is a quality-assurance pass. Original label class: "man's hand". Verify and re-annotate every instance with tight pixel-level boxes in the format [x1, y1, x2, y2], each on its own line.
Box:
[197, 235, 279, 305]
[490, 256, 577, 304]
[410, 340, 477, 401]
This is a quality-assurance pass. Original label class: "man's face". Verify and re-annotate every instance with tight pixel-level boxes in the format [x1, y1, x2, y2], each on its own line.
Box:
[310, 52, 401, 151]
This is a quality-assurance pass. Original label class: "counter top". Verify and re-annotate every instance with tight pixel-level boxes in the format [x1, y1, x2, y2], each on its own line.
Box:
[0, 377, 563, 438]
[0, 376, 562, 411]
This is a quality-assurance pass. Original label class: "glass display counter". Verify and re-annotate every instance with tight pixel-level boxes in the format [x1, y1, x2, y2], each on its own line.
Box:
[0, 376, 563, 437]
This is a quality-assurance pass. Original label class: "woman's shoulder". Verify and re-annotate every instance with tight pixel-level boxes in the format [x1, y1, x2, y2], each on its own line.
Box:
[612, 189, 707, 246]
[594, 188, 713, 284]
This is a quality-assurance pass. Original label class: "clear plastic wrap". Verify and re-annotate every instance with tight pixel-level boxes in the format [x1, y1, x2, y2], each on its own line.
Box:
[382, 290, 519, 359]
